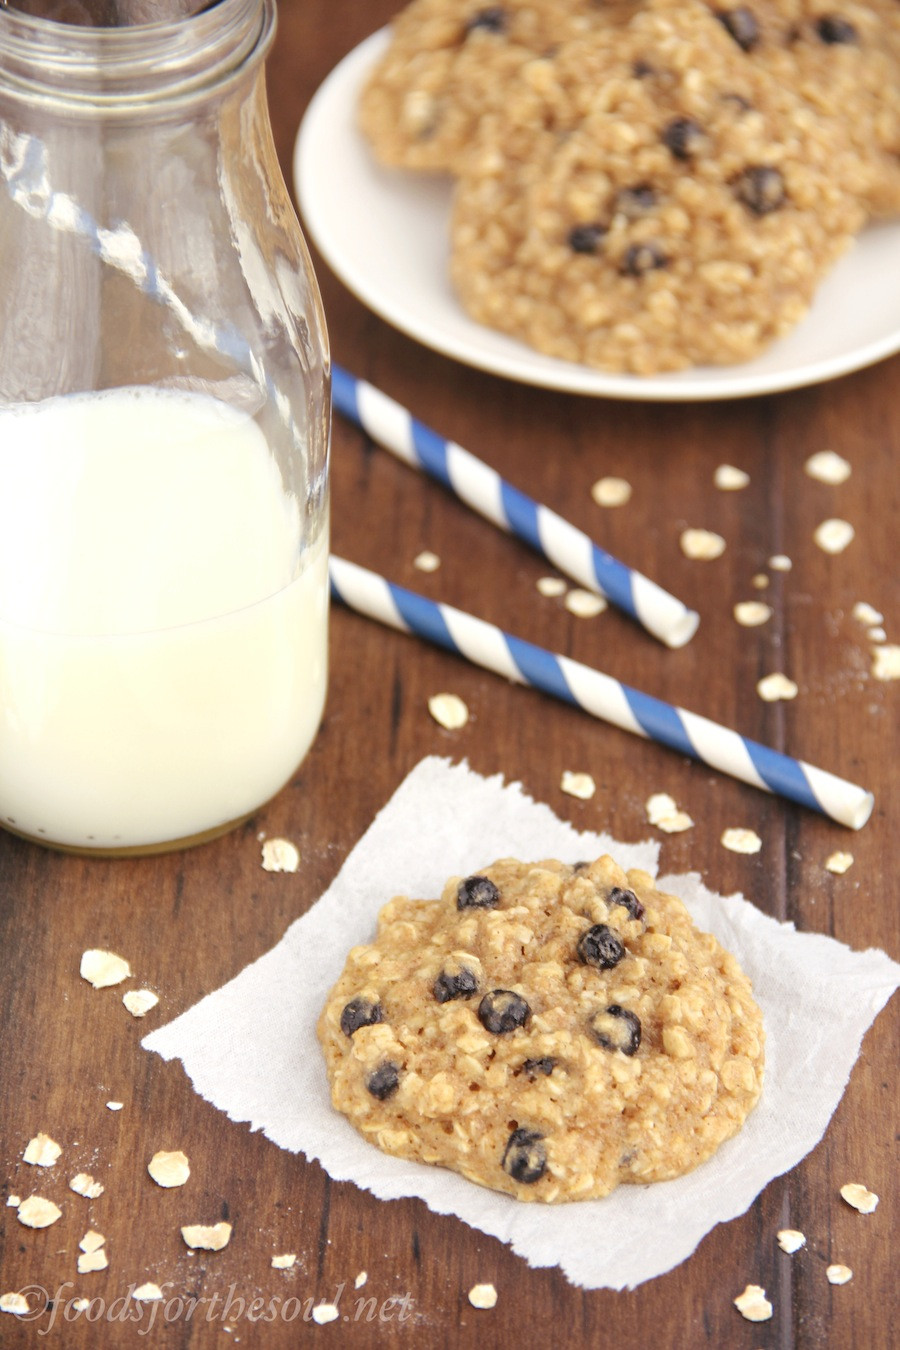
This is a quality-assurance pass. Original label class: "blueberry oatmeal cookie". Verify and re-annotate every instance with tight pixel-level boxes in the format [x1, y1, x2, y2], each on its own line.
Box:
[449, 3, 867, 372]
[318, 856, 765, 1202]
[358, 0, 639, 173]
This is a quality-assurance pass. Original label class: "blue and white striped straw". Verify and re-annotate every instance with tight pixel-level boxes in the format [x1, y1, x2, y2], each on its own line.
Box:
[333, 366, 699, 650]
[329, 555, 874, 829]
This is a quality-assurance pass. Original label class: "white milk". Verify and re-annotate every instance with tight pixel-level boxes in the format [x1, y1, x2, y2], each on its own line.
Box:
[0, 386, 328, 849]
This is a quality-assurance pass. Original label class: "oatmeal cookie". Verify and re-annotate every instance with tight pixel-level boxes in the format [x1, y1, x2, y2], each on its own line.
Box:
[449, 5, 867, 372]
[358, 0, 639, 173]
[318, 856, 765, 1203]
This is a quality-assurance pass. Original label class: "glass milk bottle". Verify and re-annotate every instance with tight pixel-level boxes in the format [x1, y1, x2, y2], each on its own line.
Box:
[0, 0, 330, 854]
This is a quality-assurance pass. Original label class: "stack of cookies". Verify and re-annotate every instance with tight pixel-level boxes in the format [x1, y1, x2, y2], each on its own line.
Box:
[359, 0, 900, 372]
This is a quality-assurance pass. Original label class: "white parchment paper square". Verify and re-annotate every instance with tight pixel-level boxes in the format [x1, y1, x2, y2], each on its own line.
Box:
[144, 758, 898, 1289]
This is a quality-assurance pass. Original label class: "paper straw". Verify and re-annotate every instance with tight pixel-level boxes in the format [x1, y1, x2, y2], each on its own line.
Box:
[329, 555, 874, 830]
[333, 365, 699, 650]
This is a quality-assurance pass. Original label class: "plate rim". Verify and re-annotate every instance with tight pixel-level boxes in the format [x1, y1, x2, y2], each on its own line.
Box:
[294, 27, 900, 403]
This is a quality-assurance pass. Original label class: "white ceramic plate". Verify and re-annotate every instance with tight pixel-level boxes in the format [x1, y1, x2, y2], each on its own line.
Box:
[294, 28, 900, 402]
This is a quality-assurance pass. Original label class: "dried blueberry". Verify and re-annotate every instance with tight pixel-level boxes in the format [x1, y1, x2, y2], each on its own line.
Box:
[477, 989, 531, 1033]
[716, 6, 760, 50]
[734, 165, 785, 214]
[816, 14, 857, 43]
[366, 1061, 401, 1100]
[577, 923, 625, 970]
[456, 875, 500, 910]
[607, 886, 645, 922]
[589, 1005, 642, 1056]
[662, 116, 705, 160]
[633, 58, 655, 77]
[615, 184, 657, 219]
[465, 6, 506, 34]
[568, 222, 607, 255]
[620, 242, 667, 276]
[502, 1127, 547, 1183]
[340, 996, 384, 1038]
[522, 1056, 556, 1078]
[433, 967, 479, 1003]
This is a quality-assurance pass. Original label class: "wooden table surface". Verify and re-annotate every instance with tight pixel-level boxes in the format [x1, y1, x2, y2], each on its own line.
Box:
[1, 0, 897, 1344]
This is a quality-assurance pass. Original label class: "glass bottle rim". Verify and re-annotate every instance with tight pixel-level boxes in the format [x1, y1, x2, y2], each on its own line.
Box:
[0, 0, 274, 111]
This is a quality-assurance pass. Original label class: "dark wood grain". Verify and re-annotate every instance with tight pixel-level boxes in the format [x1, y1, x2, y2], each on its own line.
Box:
[0, 0, 896, 1344]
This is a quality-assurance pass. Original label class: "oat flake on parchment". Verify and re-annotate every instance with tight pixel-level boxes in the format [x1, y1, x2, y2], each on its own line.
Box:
[680, 528, 726, 560]
[261, 838, 300, 874]
[80, 949, 131, 989]
[428, 693, 469, 730]
[23, 1133, 61, 1167]
[840, 1182, 878, 1213]
[733, 1284, 773, 1321]
[591, 476, 632, 507]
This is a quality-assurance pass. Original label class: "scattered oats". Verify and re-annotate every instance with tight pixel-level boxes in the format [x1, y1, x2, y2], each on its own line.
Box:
[77, 1248, 108, 1274]
[468, 1283, 498, 1310]
[752, 573, 770, 589]
[852, 602, 883, 627]
[826, 1264, 852, 1285]
[872, 644, 900, 681]
[148, 1150, 190, 1189]
[0, 1293, 30, 1316]
[714, 464, 750, 490]
[564, 588, 607, 618]
[312, 1303, 339, 1325]
[271, 1253, 296, 1270]
[777, 1229, 806, 1254]
[413, 550, 440, 573]
[80, 949, 131, 989]
[133, 1283, 165, 1302]
[805, 450, 851, 484]
[72, 1298, 90, 1312]
[6, 1196, 20, 1207]
[868, 627, 886, 643]
[757, 672, 799, 702]
[645, 793, 693, 832]
[721, 828, 762, 855]
[536, 575, 567, 598]
[680, 528, 726, 560]
[734, 601, 772, 627]
[24, 1132, 62, 1167]
[825, 851, 854, 875]
[123, 989, 159, 1018]
[591, 475, 632, 507]
[17, 1195, 62, 1228]
[261, 837, 300, 873]
[733, 1285, 773, 1322]
[181, 1222, 232, 1251]
[70, 1173, 104, 1200]
[840, 1182, 878, 1214]
[106, 1102, 123, 1112]
[79, 1230, 106, 1254]
[814, 518, 854, 555]
[560, 770, 595, 800]
[428, 692, 469, 730]
[769, 554, 792, 571]
[354, 1271, 367, 1289]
